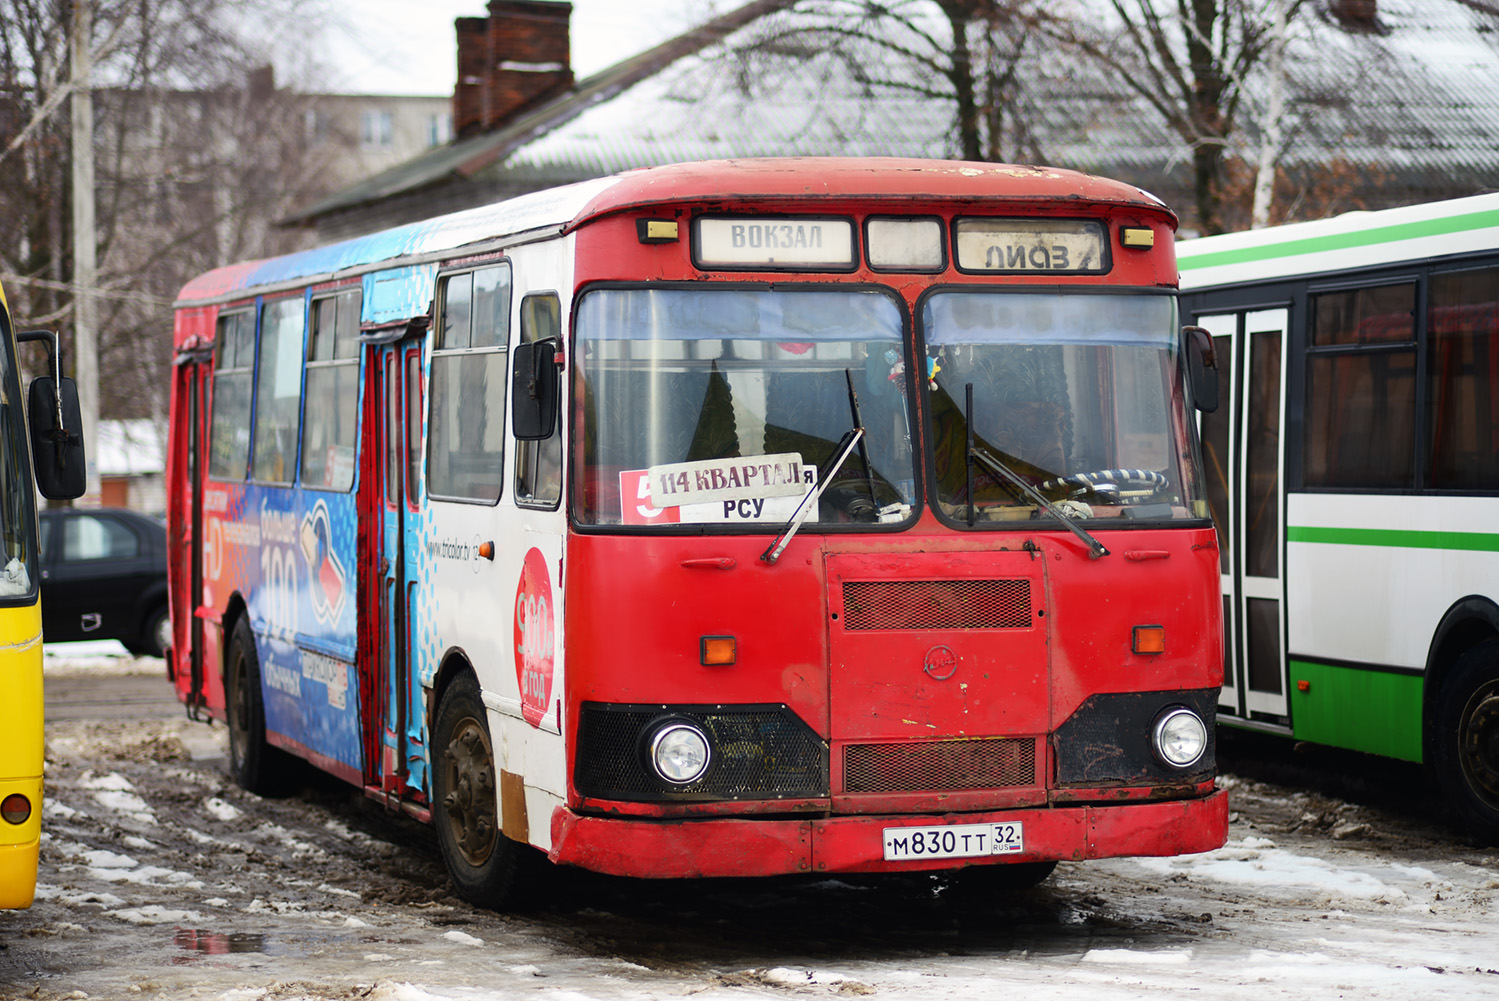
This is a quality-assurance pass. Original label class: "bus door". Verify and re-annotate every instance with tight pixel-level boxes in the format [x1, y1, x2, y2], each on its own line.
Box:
[171, 350, 212, 716]
[373, 337, 427, 801]
[1196, 308, 1289, 724]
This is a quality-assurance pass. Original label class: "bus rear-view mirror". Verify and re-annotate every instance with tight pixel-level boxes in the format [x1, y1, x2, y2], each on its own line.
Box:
[512, 339, 559, 440]
[27, 376, 86, 500]
[1182, 325, 1219, 414]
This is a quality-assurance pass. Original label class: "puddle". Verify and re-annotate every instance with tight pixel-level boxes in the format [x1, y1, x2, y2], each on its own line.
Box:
[173, 928, 266, 956]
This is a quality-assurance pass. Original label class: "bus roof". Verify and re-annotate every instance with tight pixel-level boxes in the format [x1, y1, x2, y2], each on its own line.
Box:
[174, 158, 1172, 309]
[1177, 191, 1499, 291]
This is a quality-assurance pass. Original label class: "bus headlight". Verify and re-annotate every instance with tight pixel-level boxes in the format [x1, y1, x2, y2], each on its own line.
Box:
[649, 722, 712, 785]
[1, 794, 31, 825]
[1151, 707, 1208, 769]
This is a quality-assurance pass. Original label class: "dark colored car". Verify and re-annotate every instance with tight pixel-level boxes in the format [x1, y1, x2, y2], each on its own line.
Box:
[39, 507, 170, 657]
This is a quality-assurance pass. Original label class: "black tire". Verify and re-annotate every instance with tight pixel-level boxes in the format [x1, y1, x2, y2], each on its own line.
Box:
[947, 860, 1059, 897]
[432, 673, 541, 910]
[1433, 639, 1499, 844]
[226, 617, 297, 797]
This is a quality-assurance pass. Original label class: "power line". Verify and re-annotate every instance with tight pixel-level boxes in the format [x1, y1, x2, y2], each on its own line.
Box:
[0, 272, 176, 309]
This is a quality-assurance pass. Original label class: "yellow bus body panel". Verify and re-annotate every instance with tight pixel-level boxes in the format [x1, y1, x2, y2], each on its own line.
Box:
[0, 600, 43, 909]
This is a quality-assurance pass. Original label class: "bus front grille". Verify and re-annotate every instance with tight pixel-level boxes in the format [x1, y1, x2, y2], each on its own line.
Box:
[841, 579, 1031, 630]
[842, 737, 1037, 793]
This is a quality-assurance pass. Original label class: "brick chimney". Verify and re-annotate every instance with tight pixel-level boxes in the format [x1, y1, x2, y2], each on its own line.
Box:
[1330, 0, 1377, 28]
[454, 1, 574, 139]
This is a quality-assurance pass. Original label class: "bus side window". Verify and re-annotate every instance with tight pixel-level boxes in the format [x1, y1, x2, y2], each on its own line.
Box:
[208, 310, 254, 481]
[1427, 266, 1499, 490]
[252, 296, 308, 485]
[515, 292, 562, 509]
[300, 290, 361, 491]
[427, 264, 511, 504]
[1304, 282, 1416, 489]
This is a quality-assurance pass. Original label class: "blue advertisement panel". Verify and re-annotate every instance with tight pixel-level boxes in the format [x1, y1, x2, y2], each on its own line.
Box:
[205, 480, 363, 776]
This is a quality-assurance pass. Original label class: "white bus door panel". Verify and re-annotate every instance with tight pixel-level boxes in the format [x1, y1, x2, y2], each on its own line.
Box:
[1196, 313, 1238, 717]
[1196, 308, 1290, 723]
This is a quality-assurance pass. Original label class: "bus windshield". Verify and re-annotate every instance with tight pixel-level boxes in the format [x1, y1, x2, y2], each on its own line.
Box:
[922, 291, 1205, 524]
[574, 287, 917, 528]
[0, 332, 34, 598]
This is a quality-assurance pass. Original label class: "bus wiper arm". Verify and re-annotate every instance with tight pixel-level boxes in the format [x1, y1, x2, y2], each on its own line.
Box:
[969, 446, 1110, 558]
[760, 426, 865, 566]
[963, 382, 1109, 559]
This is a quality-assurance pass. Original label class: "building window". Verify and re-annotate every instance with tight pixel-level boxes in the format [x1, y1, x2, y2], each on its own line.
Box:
[304, 108, 331, 144]
[361, 110, 394, 149]
[426, 113, 452, 147]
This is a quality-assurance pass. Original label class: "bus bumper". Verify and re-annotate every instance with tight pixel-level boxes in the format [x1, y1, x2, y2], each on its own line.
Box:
[549, 788, 1229, 878]
[0, 839, 39, 909]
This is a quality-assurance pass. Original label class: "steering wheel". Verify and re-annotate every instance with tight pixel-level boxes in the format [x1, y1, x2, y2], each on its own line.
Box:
[1038, 468, 1168, 497]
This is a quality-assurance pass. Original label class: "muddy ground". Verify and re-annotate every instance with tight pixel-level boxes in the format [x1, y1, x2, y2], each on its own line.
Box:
[2, 660, 1497, 1001]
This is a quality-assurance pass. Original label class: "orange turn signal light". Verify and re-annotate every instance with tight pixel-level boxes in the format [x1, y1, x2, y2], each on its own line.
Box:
[1132, 625, 1165, 655]
[701, 635, 736, 666]
[477, 541, 495, 561]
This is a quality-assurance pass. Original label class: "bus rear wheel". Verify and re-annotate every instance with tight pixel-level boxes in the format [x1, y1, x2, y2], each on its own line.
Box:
[226, 617, 296, 797]
[1434, 639, 1499, 844]
[432, 674, 539, 910]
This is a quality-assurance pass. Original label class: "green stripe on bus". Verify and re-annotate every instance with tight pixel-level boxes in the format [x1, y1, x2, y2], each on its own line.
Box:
[1178, 208, 1499, 271]
[1288, 660, 1424, 763]
[1286, 526, 1499, 552]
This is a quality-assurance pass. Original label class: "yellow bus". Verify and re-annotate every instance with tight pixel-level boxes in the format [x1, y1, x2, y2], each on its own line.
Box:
[0, 281, 86, 909]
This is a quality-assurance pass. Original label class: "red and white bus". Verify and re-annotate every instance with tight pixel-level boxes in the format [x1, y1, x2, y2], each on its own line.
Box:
[167, 158, 1228, 907]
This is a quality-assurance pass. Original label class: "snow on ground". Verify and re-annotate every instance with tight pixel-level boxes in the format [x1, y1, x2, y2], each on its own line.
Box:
[6, 655, 1498, 1000]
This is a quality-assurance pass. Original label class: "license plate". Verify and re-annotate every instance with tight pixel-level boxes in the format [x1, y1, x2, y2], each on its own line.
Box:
[882, 821, 1024, 861]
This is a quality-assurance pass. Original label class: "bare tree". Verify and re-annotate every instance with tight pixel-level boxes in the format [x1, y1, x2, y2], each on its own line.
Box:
[1031, 0, 1315, 236]
[0, 0, 334, 420]
[726, 0, 1049, 163]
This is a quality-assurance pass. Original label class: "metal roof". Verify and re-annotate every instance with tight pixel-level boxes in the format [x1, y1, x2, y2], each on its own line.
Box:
[289, 0, 1499, 233]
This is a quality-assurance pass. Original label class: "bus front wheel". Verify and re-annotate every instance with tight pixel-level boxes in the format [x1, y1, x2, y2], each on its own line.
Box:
[1434, 639, 1499, 844]
[432, 674, 539, 910]
[226, 618, 296, 797]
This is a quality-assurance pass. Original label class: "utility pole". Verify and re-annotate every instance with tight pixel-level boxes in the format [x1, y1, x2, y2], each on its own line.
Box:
[70, 0, 100, 504]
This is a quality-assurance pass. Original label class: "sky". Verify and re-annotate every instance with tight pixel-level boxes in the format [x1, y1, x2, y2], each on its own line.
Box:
[315, 0, 722, 96]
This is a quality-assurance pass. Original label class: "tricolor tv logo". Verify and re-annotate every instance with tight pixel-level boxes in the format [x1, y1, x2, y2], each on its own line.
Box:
[299, 499, 347, 626]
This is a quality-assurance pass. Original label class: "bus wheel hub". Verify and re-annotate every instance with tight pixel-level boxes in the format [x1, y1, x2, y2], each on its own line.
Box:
[1461, 689, 1499, 800]
[442, 717, 497, 866]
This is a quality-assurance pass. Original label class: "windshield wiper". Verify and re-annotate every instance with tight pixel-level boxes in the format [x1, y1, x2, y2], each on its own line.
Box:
[964, 383, 1109, 559]
[760, 428, 863, 565]
[762, 370, 869, 566]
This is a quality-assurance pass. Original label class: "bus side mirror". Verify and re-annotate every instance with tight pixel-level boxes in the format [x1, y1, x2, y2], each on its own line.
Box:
[1183, 325, 1219, 414]
[511, 339, 559, 441]
[28, 376, 86, 500]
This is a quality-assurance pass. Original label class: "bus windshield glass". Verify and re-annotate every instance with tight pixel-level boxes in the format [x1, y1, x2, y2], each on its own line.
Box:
[0, 332, 34, 599]
[922, 291, 1204, 524]
[574, 287, 916, 528]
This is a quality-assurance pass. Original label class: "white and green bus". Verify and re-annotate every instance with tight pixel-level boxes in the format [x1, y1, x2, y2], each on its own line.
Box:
[1178, 194, 1499, 841]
